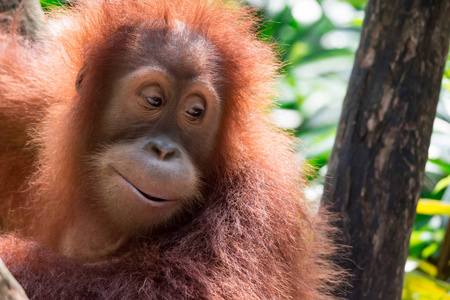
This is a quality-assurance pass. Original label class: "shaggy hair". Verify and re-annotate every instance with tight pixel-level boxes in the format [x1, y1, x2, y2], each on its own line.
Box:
[0, 0, 344, 299]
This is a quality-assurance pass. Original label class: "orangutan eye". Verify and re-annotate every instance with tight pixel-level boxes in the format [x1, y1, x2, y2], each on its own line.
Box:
[146, 96, 163, 107]
[186, 106, 205, 119]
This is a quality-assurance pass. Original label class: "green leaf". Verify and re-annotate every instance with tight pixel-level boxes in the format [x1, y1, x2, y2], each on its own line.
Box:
[433, 175, 450, 195]
[421, 242, 439, 260]
[40, 0, 66, 9]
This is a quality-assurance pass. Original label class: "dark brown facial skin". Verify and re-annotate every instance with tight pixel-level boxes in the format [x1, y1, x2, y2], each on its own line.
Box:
[93, 66, 223, 232]
[60, 26, 224, 260]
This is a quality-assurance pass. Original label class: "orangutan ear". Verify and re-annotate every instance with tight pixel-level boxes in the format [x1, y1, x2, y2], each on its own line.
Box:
[75, 64, 88, 94]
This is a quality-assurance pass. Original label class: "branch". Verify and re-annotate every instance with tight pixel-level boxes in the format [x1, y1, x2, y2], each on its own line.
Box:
[0, 0, 46, 38]
[0, 259, 28, 300]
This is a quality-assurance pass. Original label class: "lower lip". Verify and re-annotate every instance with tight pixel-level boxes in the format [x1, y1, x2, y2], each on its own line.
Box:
[113, 169, 178, 207]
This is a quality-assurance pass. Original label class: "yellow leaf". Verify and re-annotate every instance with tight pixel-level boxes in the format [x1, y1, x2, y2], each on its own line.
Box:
[403, 272, 450, 299]
[417, 199, 450, 216]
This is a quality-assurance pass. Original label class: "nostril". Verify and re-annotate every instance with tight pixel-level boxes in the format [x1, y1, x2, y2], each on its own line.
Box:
[162, 149, 175, 160]
[151, 143, 175, 160]
[151, 144, 162, 156]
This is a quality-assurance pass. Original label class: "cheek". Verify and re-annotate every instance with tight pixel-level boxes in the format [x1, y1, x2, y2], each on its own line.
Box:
[96, 118, 155, 146]
[181, 128, 219, 164]
[96, 99, 157, 143]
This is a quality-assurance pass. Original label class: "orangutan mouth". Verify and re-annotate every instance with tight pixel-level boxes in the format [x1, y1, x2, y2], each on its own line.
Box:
[135, 187, 168, 202]
[112, 167, 176, 203]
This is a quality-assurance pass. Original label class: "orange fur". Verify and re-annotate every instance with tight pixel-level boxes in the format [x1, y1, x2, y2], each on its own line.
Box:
[0, 1, 344, 299]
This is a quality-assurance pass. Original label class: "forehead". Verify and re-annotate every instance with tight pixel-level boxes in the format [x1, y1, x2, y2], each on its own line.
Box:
[130, 22, 223, 84]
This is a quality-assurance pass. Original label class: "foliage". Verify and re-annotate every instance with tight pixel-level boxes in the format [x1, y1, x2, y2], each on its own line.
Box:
[403, 271, 450, 300]
[40, 0, 66, 10]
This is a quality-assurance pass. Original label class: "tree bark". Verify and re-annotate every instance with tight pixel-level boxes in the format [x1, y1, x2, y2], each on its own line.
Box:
[0, 0, 45, 38]
[322, 0, 450, 299]
[437, 221, 450, 279]
[0, 259, 28, 300]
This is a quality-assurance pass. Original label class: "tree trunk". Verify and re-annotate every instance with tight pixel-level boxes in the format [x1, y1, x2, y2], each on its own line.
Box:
[321, 0, 450, 299]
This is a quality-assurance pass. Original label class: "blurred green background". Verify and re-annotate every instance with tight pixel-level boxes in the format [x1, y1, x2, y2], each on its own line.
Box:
[245, 0, 450, 298]
[40, 0, 450, 298]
